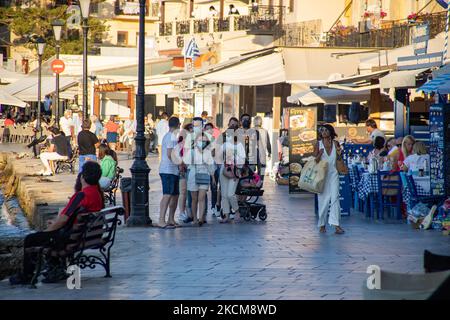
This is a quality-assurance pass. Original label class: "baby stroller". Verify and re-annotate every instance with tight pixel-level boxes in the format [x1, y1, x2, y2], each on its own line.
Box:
[235, 166, 267, 221]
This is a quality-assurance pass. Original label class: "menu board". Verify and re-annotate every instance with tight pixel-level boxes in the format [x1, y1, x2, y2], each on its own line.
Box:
[288, 107, 317, 194]
[429, 103, 450, 196]
[429, 104, 445, 196]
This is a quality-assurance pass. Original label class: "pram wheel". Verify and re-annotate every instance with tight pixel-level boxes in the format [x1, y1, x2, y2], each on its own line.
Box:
[240, 206, 251, 221]
[258, 208, 267, 221]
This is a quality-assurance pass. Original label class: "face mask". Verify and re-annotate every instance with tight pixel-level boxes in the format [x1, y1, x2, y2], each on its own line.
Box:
[197, 141, 207, 149]
[193, 126, 202, 134]
[242, 119, 250, 129]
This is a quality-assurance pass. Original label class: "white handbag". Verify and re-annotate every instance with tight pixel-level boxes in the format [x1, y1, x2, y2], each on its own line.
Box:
[298, 159, 329, 194]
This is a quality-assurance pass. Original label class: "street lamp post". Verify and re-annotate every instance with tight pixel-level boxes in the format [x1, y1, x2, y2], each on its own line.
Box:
[79, 0, 90, 120]
[127, 0, 152, 227]
[36, 37, 46, 138]
[52, 19, 64, 128]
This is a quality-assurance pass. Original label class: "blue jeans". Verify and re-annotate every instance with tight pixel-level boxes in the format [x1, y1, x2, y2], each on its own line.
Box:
[79, 154, 97, 173]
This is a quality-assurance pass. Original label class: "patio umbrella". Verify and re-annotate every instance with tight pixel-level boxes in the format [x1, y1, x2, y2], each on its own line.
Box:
[0, 88, 28, 108]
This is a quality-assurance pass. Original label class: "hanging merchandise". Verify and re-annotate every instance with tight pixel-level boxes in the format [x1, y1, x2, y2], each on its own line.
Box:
[323, 104, 337, 123]
[348, 102, 362, 124]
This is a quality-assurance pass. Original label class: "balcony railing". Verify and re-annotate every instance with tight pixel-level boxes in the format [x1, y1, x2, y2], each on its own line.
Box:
[275, 20, 322, 47]
[159, 23, 173, 37]
[158, 5, 284, 36]
[194, 19, 209, 34]
[326, 11, 447, 48]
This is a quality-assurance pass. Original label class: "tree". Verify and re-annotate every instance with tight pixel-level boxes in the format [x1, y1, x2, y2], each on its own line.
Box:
[0, 4, 108, 60]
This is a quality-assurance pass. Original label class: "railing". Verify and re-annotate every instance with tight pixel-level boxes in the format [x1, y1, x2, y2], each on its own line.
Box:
[194, 19, 209, 34]
[326, 11, 447, 48]
[275, 20, 322, 47]
[176, 20, 190, 35]
[158, 5, 285, 36]
[214, 18, 230, 32]
[159, 23, 173, 37]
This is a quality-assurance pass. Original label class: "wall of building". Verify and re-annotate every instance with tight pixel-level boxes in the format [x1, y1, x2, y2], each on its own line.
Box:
[104, 19, 158, 47]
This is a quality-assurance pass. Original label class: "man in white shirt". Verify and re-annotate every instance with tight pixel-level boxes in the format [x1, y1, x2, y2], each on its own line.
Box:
[122, 114, 137, 156]
[157, 116, 181, 228]
[351, 119, 385, 144]
[156, 112, 169, 160]
[59, 110, 74, 146]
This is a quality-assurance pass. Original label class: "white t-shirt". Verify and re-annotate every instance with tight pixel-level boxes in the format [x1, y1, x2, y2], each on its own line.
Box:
[59, 116, 74, 137]
[403, 154, 430, 173]
[219, 141, 246, 167]
[159, 131, 179, 175]
[156, 119, 169, 145]
[370, 129, 385, 141]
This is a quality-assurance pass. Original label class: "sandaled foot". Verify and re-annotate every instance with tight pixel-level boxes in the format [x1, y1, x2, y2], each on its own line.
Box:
[319, 226, 326, 233]
[335, 226, 345, 234]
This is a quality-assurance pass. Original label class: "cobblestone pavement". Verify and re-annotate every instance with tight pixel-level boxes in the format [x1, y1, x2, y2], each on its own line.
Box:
[0, 145, 449, 299]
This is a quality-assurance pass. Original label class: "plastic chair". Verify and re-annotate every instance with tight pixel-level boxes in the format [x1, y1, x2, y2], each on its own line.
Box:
[377, 171, 402, 219]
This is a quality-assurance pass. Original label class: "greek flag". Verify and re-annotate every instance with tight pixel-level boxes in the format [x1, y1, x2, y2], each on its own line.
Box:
[183, 37, 200, 60]
[436, 0, 448, 9]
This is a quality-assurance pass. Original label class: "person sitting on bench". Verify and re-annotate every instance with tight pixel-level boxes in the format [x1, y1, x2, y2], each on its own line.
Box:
[9, 161, 105, 285]
[37, 127, 69, 176]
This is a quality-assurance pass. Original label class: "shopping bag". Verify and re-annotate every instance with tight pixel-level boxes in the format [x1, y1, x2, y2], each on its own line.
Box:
[298, 160, 328, 194]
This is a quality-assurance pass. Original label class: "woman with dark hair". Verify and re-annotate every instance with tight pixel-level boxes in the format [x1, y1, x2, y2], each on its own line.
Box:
[98, 143, 117, 190]
[314, 124, 345, 234]
[368, 136, 386, 162]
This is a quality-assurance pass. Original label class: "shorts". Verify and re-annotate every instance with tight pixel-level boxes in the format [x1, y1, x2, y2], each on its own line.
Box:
[160, 173, 180, 195]
[107, 132, 118, 143]
[187, 169, 210, 192]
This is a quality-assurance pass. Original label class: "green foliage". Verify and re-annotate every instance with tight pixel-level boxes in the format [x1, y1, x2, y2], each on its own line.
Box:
[0, 5, 108, 60]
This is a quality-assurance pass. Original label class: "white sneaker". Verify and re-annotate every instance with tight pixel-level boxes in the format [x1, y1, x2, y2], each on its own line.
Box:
[211, 207, 217, 217]
[421, 205, 438, 230]
[229, 213, 235, 220]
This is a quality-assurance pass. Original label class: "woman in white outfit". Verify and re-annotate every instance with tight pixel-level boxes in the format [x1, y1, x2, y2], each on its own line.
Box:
[219, 117, 246, 223]
[183, 132, 216, 226]
[314, 124, 345, 234]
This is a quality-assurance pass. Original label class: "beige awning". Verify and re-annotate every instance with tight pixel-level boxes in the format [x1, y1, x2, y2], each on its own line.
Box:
[379, 68, 430, 89]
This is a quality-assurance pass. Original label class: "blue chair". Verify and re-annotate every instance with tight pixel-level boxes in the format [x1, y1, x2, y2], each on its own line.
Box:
[377, 171, 403, 220]
[403, 173, 445, 209]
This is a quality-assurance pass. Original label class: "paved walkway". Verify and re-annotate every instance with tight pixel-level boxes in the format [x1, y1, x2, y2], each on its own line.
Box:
[0, 144, 449, 299]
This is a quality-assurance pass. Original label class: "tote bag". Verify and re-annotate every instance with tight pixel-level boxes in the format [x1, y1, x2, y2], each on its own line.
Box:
[298, 160, 329, 194]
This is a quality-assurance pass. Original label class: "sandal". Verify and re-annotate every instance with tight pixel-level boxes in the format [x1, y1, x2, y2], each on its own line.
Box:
[335, 226, 345, 234]
[319, 226, 326, 233]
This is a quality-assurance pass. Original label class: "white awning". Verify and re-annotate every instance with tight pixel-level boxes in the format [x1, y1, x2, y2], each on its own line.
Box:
[287, 88, 374, 105]
[379, 68, 429, 89]
[0, 88, 28, 108]
[4, 77, 78, 102]
[0, 67, 25, 84]
[198, 52, 286, 86]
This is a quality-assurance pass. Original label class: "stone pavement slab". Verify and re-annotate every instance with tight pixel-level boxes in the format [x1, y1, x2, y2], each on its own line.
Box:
[0, 144, 449, 300]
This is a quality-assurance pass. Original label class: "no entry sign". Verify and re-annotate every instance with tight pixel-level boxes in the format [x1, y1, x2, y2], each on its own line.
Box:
[51, 59, 65, 74]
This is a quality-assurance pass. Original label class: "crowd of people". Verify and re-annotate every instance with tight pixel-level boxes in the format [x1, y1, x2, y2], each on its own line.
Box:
[362, 119, 430, 174]
[156, 113, 271, 228]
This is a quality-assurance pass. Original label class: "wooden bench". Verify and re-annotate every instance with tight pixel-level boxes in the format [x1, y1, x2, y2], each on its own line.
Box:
[104, 167, 123, 206]
[27, 206, 124, 287]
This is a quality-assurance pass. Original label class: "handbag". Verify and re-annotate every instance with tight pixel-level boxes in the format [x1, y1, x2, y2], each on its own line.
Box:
[335, 142, 349, 175]
[298, 159, 328, 194]
[195, 172, 210, 185]
[222, 143, 239, 179]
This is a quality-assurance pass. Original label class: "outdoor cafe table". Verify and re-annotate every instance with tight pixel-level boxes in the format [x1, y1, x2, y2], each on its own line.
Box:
[357, 171, 431, 202]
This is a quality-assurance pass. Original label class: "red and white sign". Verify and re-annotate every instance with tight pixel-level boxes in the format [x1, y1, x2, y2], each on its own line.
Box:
[51, 59, 65, 74]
